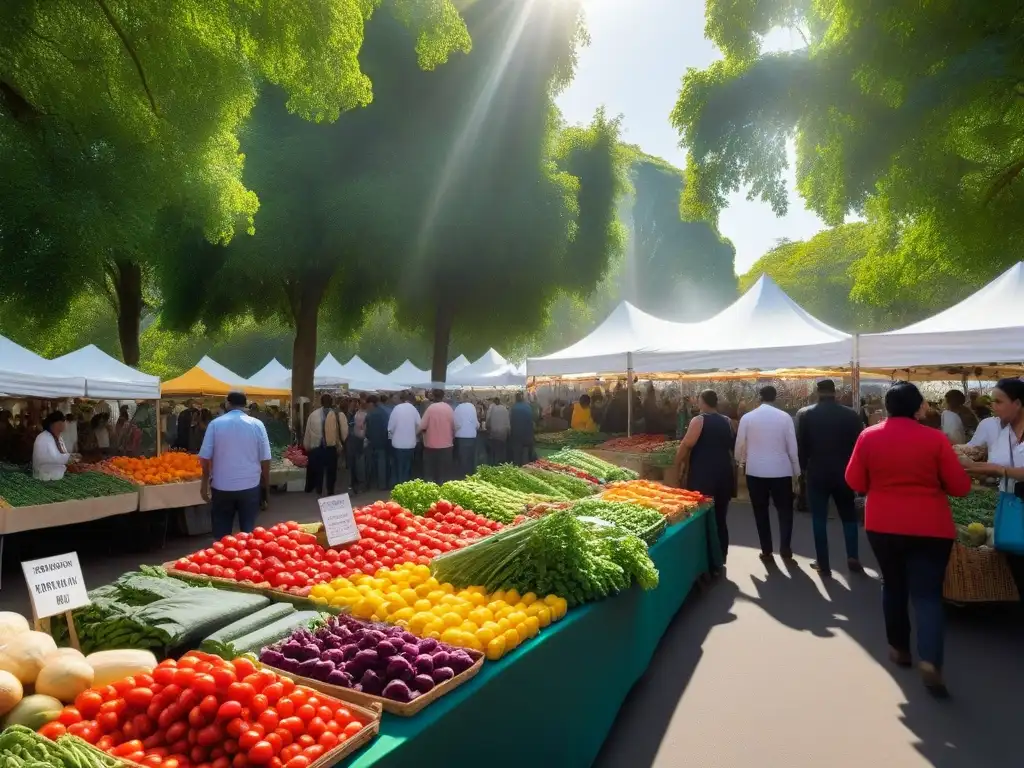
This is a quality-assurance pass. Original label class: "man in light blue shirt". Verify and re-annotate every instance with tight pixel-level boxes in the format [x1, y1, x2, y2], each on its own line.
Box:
[199, 391, 272, 538]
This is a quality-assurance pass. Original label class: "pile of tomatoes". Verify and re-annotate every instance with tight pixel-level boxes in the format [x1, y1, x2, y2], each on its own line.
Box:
[39, 653, 369, 768]
[170, 503, 499, 592]
[422, 500, 503, 539]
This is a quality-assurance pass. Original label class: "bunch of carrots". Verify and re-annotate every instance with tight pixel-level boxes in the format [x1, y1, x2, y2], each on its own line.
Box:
[598, 480, 709, 516]
[106, 451, 202, 485]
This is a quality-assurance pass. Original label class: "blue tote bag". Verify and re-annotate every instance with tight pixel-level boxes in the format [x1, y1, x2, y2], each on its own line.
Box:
[994, 433, 1024, 554]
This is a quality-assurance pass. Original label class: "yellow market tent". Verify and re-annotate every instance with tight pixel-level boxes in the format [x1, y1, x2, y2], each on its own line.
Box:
[161, 366, 290, 398]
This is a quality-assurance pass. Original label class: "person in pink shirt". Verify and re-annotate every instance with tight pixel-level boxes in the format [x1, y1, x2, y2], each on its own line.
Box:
[419, 389, 455, 484]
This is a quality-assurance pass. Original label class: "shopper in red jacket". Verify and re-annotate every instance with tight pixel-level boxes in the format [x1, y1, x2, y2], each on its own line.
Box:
[845, 381, 971, 697]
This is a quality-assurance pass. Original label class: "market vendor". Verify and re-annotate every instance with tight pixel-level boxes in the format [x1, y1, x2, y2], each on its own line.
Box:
[32, 411, 75, 481]
[959, 378, 1024, 594]
[570, 394, 598, 432]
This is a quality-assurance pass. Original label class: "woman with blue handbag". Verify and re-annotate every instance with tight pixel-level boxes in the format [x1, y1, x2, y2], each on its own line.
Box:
[959, 378, 1024, 596]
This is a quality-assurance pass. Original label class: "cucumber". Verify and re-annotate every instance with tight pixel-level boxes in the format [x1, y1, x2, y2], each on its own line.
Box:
[227, 611, 324, 657]
[199, 603, 296, 656]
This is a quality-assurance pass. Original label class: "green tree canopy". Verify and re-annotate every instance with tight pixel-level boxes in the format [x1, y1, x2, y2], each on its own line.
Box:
[622, 150, 736, 320]
[165, 0, 625, 394]
[0, 0, 469, 364]
[672, 0, 1024, 309]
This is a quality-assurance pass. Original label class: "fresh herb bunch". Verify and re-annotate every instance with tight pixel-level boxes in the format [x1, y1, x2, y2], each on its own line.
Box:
[949, 488, 998, 527]
[568, 498, 666, 544]
[439, 478, 548, 523]
[391, 479, 443, 515]
[474, 464, 568, 499]
[522, 467, 598, 499]
[430, 510, 659, 606]
[548, 448, 639, 482]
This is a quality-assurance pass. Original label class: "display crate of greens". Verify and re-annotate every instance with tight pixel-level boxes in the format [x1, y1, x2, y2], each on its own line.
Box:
[259, 614, 484, 716]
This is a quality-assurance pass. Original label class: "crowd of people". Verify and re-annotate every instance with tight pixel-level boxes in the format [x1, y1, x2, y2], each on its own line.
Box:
[299, 389, 540, 496]
[672, 376, 1024, 698]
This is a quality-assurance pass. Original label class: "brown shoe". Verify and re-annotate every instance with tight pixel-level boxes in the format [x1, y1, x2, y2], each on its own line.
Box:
[889, 647, 912, 668]
[919, 662, 950, 698]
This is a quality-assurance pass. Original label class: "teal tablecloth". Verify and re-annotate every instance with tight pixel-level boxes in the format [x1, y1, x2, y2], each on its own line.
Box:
[341, 506, 714, 768]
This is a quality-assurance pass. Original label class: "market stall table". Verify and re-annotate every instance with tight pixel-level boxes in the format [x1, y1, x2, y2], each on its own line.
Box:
[340, 506, 716, 768]
[0, 492, 139, 533]
[138, 481, 204, 511]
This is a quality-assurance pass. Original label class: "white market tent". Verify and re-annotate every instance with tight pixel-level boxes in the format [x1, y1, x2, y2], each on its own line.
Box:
[0, 335, 86, 398]
[447, 355, 471, 376]
[197, 355, 251, 389]
[248, 358, 291, 389]
[339, 356, 404, 391]
[527, 301, 690, 377]
[858, 262, 1024, 371]
[449, 349, 527, 388]
[633, 275, 854, 373]
[388, 360, 431, 389]
[52, 344, 160, 399]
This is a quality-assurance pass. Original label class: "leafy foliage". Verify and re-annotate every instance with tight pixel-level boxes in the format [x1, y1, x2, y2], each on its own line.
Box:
[673, 0, 1024, 303]
[0, 0, 469, 363]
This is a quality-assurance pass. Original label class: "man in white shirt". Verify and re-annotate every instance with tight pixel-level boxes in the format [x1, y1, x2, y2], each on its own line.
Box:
[967, 415, 1001, 453]
[453, 394, 479, 478]
[736, 386, 801, 561]
[387, 392, 422, 485]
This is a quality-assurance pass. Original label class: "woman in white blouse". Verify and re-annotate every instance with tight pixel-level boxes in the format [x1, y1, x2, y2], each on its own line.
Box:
[32, 412, 75, 481]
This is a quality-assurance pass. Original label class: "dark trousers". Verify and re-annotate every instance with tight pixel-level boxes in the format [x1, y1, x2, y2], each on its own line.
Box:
[346, 438, 364, 492]
[304, 445, 338, 495]
[867, 532, 953, 668]
[211, 486, 260, 538]
[488, 438, 507, 465]
[368, 447, 388, 490]
[455, 438, 477, 478]
[746, 474, 794, 555]
[709, 491, 731, 561]
[394, 448, 414, 485]
[807, 480, 859, 572]
[510, 442, 534, 467]
[423, 447, 452, 484]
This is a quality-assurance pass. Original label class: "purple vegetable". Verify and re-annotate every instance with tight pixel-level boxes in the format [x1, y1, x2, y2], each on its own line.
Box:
[326, 670, 354, 688]
[412, 674, 435, 694]
[320, 634, 341, 650]
[381, 679, 413, 703]
[400, 631, 418, 645]
[431, 650, 451, 669]
[431, 666, 454, 684]
[322, 649, 346, 666]
[340, 644, 359, 661]
[376, 640, 398, 659]
[260, 649, 286, 667]
[354, 649, 379, 668]
[281, 641, 305, 660]
[417, 638, 438, 654]
[275, 657, 301, 674]
[414, 654, 434, 675]
[448, 651, 474, 674]
[402, 643, 419, 658]
[313, 660, 336, 679]
[360, 669, 383, 695]
[357, 633, 378, 650]
[297, 658, 319, 676]
[385, 656, 414, 682]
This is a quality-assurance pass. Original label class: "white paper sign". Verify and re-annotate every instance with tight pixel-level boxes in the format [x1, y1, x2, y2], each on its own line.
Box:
[21, 552, 90, 620]
[318, 493, 360, 547]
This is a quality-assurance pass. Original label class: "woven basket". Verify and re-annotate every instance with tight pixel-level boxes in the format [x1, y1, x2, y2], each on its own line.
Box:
[943, 542, 1020, 603]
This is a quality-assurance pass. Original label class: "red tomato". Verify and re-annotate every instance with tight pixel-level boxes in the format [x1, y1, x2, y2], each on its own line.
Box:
[300, 745, 324, 761]
[278, 717, 304, 737]
[217, 700, 242, 721]
[39, 721, 67, 739]
[232, 657, 258, 679]
[238, 730, 264, 751]
[274, 699, 294, 719]
[227, 682, 255, 704]
[257, 710, 279, 732]
[197, 723, 224, 747]
[342, 721, 363, 738]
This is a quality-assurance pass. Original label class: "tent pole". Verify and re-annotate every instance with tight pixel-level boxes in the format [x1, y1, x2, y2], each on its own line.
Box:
[155, 399, 162, 456]
[851, 334, 861, 412]
[626, 353, 634, 438]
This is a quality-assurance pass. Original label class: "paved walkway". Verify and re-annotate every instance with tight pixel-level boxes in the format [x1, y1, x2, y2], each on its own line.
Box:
[595, 503, 1024, 768]
[3, 494, 1021, 767]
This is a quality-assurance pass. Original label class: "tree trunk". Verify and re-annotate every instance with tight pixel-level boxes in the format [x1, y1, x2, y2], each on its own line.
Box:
[112, 259, 143, 366]
[288, 275, 327, 419]
[430, 302, 454, 387]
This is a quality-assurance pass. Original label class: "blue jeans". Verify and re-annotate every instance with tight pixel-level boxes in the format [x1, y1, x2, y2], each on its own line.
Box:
[867, 532, 953, 667]
[367, 447, 388, 490]
[807, 481, 859, 572]
[394, 448, 414, 485]
[211, 486, 261, 538]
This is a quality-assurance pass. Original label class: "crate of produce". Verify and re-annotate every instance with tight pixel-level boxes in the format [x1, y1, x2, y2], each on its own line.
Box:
[597, 480, 709, 522]
[40, 653, 383, 768]
[943, 541, 1019, 603]
[258, 614, 484, 716]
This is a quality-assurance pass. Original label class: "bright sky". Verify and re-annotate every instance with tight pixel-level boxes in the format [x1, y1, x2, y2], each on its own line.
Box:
[556, 0, 826, 275]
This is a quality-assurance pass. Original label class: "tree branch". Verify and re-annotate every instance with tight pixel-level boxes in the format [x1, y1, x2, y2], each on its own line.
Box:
[983, 156, 1024, 205]
[93, 0, 159, 116]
